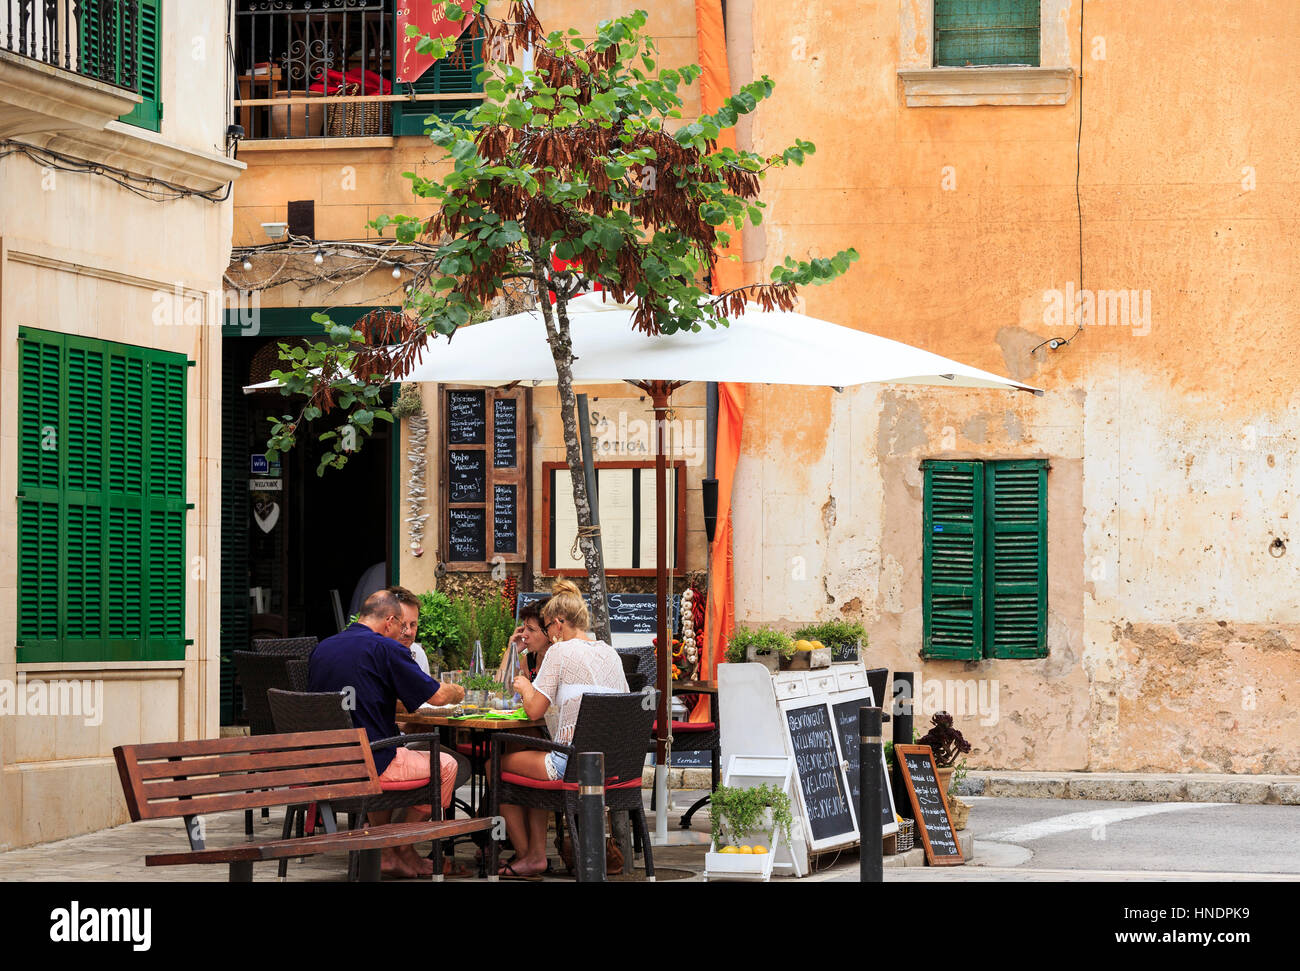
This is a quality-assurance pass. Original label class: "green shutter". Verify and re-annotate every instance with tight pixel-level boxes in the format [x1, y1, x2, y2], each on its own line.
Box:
[17, 332, 64, 661]
[934, 0, 1040, 67]
[120, 0, 162, 131]
[17, 328, 186, 663]
[393, 33, 483, 135]
[922, 461, 984, 661]
[984, 460, 1048, 659]
[78, 0, 121, 86]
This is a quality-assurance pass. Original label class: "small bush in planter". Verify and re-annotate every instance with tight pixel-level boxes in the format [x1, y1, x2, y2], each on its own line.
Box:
[724, 627, 795, 664]
[462, 673, 500, 694]
[793, 620, 866, 654]
[710, 784, 794, 851]
[917, 711, 971, 768]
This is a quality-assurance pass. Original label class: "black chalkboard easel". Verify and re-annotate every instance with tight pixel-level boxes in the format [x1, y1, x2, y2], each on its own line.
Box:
[783, 702, 856, 847]
[831, 695, 897, 837]
[895, 744, 964, 866]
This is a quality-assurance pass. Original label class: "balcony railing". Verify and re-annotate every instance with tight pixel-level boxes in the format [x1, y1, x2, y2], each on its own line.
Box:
[1, 0, 141, 91]
[233, 0, 485, 140]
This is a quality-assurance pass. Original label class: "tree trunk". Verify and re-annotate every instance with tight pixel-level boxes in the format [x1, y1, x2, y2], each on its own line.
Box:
[528, 235, 612, 644]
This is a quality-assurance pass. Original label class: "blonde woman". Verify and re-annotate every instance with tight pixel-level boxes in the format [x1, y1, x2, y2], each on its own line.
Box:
[497, 579, 628, 877]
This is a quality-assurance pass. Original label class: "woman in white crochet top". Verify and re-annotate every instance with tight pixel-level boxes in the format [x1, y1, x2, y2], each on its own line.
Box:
[497, 579, 628, 877]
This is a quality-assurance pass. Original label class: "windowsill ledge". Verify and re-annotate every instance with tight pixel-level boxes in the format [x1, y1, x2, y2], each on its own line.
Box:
[0, 48, 141, 138]
[897, 66, 1074, 107]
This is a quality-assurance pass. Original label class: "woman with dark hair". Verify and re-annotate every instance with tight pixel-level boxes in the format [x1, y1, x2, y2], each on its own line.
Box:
[496, 579, 628, 877]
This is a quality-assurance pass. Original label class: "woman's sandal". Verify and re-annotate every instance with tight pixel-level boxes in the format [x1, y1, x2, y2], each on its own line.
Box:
[498, 861, 544, 881]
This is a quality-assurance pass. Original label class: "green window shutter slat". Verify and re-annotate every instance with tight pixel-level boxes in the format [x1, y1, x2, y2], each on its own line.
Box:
[65, 502, 105, 644]
[66, 344, 106, 492]
[393, 34, 483, 135]
[934, 0, 1040, 67]
[147, 510, 185, 640]
[109, 353, 145, 494]
[922, 460, 984, 661]
[120, 0, 162, 131]
[108, 506, 145, 639]
[17, 500, 62, 661]
[18, 336, 62, 491]
[985, 460, 1048, 659]
[147, 356, 186, 497]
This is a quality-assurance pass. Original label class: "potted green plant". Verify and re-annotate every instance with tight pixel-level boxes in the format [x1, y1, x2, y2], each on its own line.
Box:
[709, 783, 794, 855]
[917, 711, 971, 826]
[462, 672, 499, 708]
[724, 627, 795, 675]
[793, 620, 866, 663]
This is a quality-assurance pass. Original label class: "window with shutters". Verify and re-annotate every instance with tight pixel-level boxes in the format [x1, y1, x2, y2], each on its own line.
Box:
[934, 0, 1040, 67]
[922, 459, 1048, 660]
[17, 328, 187, 663]
[392, 31, 483, 136]
[79, 0, 162, 132]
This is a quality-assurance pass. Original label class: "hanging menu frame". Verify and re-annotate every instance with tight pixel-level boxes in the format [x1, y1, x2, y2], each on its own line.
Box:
[778, 693, 858, 853]
[541, 459, 687, 576]
[440, 385, 529, 570]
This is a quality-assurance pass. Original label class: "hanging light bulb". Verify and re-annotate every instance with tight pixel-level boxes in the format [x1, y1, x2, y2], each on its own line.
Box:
[391, 265, 402, 279]
[242, 258, 252, 271]
[314, 249, 324, 265]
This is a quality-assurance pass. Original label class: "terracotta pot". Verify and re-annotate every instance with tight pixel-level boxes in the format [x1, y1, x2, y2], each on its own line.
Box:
[948, 796, 970, 832]
[937, 765, 955, 799]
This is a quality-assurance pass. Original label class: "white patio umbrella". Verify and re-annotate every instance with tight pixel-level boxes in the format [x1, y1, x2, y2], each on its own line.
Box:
[247, 293, 1040, 844]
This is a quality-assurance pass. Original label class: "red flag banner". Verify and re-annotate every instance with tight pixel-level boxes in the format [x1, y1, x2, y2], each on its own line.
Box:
[396, 0, 476, 84]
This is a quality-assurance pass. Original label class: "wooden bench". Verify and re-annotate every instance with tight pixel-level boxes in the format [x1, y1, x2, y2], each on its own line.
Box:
[113, 728, 495, 881]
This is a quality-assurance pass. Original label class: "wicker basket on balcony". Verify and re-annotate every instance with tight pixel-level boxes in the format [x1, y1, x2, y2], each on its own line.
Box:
[326, 84, 388, 137]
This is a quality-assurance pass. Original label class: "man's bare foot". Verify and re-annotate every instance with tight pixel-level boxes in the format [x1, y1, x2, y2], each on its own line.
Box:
[500, 856, 547, 877]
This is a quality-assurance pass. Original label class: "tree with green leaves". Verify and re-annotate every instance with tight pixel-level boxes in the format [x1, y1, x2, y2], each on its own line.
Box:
[265, 0, 857, 639]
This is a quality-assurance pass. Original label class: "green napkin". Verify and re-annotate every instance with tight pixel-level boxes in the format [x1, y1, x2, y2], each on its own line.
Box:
[449, 707, 527, 721]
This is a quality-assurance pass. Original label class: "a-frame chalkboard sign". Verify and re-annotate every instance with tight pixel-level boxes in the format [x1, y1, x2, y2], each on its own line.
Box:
[895, 744, 964, 866]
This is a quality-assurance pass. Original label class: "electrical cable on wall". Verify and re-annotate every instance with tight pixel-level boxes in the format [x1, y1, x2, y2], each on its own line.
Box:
[0, 139, 234, 203]
[1032, 0, 1086, 356]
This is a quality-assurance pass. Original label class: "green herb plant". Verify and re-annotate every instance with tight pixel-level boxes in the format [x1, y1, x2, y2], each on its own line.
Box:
[710, 784, 793, 849]
[793, 620, 866, 651]
[724, 626, 795, 664]
[462, 672, 501, 694]
[415, 590, 462, 670]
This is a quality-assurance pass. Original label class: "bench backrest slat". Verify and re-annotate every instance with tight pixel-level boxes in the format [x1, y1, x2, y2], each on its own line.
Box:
[114, 729, 382, 822]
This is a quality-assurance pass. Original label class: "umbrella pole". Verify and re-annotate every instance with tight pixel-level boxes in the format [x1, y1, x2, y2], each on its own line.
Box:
[652, 381, 671, 845]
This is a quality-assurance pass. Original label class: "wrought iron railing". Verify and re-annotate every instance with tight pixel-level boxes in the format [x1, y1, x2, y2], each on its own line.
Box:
[1, 0, 141, 91]
[235, 0, 394, 139]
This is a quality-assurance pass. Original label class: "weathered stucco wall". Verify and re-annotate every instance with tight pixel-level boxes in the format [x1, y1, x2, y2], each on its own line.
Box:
[732, 0, 1300, 773]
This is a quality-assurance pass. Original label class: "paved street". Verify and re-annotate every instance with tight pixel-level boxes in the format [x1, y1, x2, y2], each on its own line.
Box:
[824, 796, 1300, 882]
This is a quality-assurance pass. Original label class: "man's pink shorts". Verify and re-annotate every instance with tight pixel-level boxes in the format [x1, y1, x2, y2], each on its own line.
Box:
[378, 746, 459, 813]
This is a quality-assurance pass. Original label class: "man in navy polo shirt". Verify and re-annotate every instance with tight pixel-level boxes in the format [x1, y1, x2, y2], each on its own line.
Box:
[310, 588, 464, 878]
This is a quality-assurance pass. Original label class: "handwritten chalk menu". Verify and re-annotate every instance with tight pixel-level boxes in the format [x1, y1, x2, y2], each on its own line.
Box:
[493, 398, 517, 468]
[783, 703, 855, 846]
[494, 484, 517, 555]
[896, 745, 963, 866]
[447, 390, 486, 444]
[831, 696, 898, 837]
[514, 590, 675, 634]
[442, 388, 527, 566]
[449, 449, 486, 503]
[448, 506, 486, 562]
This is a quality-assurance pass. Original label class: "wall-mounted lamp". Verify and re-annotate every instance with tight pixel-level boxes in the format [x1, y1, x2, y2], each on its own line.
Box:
[261, 222, 288, 241]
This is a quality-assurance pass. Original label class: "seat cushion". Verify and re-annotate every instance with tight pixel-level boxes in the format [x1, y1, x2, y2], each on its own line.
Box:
[651, 721, 717, 733]
[499, 771, 643, 792]
[379, 777, 430, 792]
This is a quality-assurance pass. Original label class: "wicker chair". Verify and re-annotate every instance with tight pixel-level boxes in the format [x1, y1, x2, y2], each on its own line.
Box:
[232, 651, 313, 838]
[266, 689, 471, 880]
[489, 691, 657, 880]
[251, 635, 318, 658]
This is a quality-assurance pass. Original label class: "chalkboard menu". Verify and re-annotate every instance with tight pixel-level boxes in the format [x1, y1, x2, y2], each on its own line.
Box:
[449, 449, 486, 503]
[514, 590, 675, 634]
[493, 398, 517, 468]
[784, 703, 855, 845]
[494, 484, 517, 555]
[896, 745, 963, 866]
[448, 506, 486, 562]
[831, 697, 897, 837]
[447, 390, 486, 444]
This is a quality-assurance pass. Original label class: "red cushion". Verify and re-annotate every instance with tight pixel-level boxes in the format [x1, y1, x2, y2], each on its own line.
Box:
[380, 777, 430, 792]
[499, 771, 643, 792]
[651, 721, 716, 733]
[455, 743, 475, 757]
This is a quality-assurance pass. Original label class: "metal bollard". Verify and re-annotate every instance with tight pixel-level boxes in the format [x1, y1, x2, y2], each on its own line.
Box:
[859, 706, 883, 883]
[576, 752, 606, 883]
